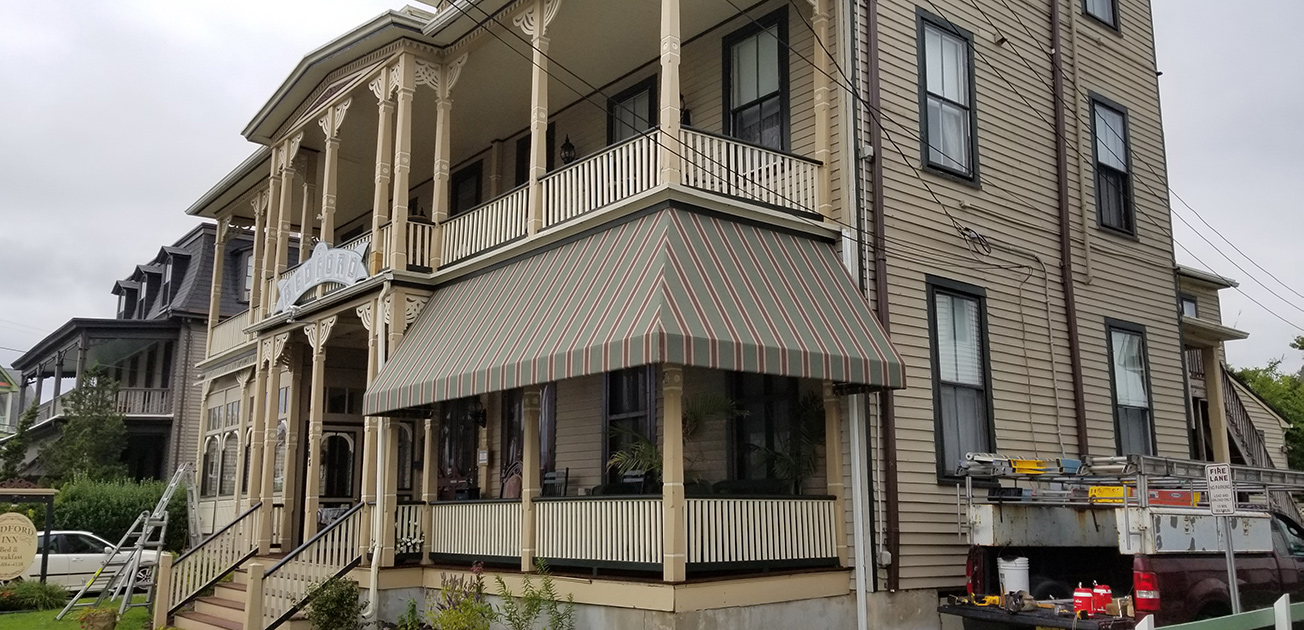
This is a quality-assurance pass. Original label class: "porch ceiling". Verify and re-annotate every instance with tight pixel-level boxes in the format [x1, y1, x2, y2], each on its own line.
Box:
[364, 206, 905, 415]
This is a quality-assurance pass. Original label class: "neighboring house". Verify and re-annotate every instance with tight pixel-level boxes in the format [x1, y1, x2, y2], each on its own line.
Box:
[168, 1, 1197, 629]
[8, 224, 257, 480]
[0, 366, 27, 436]
[1177, 266, 1292, 471]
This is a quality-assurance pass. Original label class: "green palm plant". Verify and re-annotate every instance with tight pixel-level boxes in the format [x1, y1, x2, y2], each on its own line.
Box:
[606, 393, 748, 480]
[752, 391, 825, 495]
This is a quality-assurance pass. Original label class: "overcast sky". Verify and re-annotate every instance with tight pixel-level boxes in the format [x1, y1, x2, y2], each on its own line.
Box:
[1, 1, 1300, 375]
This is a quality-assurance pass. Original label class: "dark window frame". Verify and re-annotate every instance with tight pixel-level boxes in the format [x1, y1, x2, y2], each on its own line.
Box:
[607, 76, 659, 145]
[513, 124, 557, 187]
[721, 6, 790, 151]
[916, 7, 981, 184]
[727, 372, 801, 483]
[1105, 318, 1157, 456]
[1179, 293, 1199, 319]
[602, 366, 656, 485]
[1089, 93, 1136, 236]
[449, 160, 484, 216]
[926, 275, 996, 483]
[1081, 0, 1121, 31]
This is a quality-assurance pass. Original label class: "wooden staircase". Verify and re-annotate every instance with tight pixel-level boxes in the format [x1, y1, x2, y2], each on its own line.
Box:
[173, 559, 311, 630]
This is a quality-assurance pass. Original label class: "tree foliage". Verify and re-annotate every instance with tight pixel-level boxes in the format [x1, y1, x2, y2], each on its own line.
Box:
[1, 404, 38, 480]
[40, 365, 126, 481]
[1233, 337, 1304, 470]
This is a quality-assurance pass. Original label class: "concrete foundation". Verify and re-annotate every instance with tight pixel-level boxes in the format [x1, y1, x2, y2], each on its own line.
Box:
[865, 589, 945, 630]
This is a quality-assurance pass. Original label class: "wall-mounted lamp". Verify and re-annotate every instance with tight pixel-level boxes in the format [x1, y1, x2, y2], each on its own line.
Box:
[560, 135, 577, 164]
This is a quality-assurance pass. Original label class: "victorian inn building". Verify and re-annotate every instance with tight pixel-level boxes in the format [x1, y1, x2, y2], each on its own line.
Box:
[166, 1, 1231, 629]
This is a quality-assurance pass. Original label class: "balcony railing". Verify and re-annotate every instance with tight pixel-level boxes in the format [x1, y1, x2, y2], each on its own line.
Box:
[117, 388, 172, 416]
[209, 310, 252, 356]
[441, 185, 530, 264]
[542, 131, 660, 228]
[406, 220, 437, 270]
[429, 499, 521, 562]
[680, 128, 820, 215]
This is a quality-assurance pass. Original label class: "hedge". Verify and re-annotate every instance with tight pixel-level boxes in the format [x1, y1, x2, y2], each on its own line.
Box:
[0, 478, 189, 553]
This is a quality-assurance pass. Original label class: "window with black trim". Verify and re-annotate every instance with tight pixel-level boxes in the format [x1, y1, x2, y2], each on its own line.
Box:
[242, 251, 254, 302]
[605, 367, 654, 484]
[928, 278, 994, 478]
[1083, 0, 1118, 29]
[1179, 294, 1198, 319]
[1107, 321, 1154, 456]
[730, 373, 798, 483]
[450, 161, 483, 216]
[609, 77, 657, 144]
[724, 8, 788, 150]
[1091, 97, 1134, 234]
[918, 9, 978, 180]
[161, 261, 173, 307]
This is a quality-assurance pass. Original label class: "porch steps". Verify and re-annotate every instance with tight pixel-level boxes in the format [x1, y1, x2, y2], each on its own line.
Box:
[172, 558, 311, 630]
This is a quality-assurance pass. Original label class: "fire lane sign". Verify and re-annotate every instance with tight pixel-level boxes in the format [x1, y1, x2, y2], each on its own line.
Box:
[1206, 463, 1235, 515]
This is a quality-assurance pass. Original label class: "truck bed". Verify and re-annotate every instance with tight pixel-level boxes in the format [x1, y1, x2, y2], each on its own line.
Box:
[937, 604, 1136, 629]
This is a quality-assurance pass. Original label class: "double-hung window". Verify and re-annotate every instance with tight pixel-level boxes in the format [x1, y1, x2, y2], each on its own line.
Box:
[929, 279, 993, 478]
[1108, 322, 1153, 455]
[609, 78, 656, 144]
[919, 11, 978, 180]
[724, 9, 787, 150]
[605, 367, 654, 485]
[1091, 98, 1133, 234]
[1084, 0, 1118, 29]
[242, 251, 254, 302]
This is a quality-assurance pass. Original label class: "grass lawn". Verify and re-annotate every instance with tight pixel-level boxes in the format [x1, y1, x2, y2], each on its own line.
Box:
[0, 600, 152, 630]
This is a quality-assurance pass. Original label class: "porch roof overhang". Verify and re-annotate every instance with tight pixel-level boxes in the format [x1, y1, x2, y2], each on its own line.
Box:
[13, 318, 180, 376]
[1182, 314, 1249, 349]
[364, 206, 906, 416]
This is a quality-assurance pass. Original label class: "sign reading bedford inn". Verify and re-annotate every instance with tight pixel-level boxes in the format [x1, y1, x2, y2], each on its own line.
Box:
[274, 241, 369, 313]
[0, 512, 37, 580]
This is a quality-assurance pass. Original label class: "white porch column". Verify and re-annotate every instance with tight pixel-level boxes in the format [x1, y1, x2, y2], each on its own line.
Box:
[811, 0, 834, 220]
[379, 419, 400, 566]
[318, 98, 352, 246]
[302, 316, 336, 539]
[260, 157, 282, 317]
[1203, 346, 1231, 463]
[823, 382, 849, 565]
[206, 218, 231, 357]
[297, 153, 317, 263]
[418, 54, 466, 268]
[271, 135, 303, 312]
[369, 71, 396, 274]
[661, 364, 686, 582]
[389, 53, 416, 272]
[234, 369, 253, 510]
[356, 299, 380, 558]
[420, 412, 439, 564]
[281, 344, 304, 547]
[247, 349, 268, 528]
[520, 387, 542, 572]
[519, 0, 560, 235]
[658, 0, 682, 185]
[258, 333, 288, 554]
[248, 191, 269, 322]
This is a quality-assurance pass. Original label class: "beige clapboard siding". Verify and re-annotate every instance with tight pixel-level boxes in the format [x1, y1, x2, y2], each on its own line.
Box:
[856, 0, 1185, 590]
[1178, 279, 1223, 323]
[555, 374, 605, 493]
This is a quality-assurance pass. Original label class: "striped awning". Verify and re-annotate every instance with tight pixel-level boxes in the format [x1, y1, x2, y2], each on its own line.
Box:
[364, 208, 904, 415]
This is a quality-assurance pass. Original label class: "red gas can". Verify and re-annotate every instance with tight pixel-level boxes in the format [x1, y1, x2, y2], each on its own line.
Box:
[1073, 585, 1094, 616]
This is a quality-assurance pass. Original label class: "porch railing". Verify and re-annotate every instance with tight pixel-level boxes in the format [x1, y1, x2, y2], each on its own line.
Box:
[376, 223, 392, 270]
[430, 500, 520, 561]
[685, 496, 838, 566]
[406, 220, 437, 270]
[261, 502, 366, 629]
[441, 185, 530, 264]
[395, 501, 425, 558]
[167, 501, 262, 616]
[542, 132, 659, 228]
[117, 388, 171, 416]
[209, 311, 251, 356]
[680, 127, 820, 214]
[271, 502, 284, 550]
[535, 496, 662, 567]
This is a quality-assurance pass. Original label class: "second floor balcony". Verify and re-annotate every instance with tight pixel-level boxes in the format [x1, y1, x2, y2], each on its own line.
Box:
[194, 0, 838, 336]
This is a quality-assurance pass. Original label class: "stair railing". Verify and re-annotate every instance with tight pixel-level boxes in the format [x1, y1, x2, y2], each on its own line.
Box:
[167, 501, 262, 616]
[260, 502, 366, 629]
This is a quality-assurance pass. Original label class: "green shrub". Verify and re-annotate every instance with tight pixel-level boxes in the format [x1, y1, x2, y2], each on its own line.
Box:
[53, 477, 188, 552]
[0, 579, 68, 611]
[306, 577, 363, 630]
[428, 566, 493, 630]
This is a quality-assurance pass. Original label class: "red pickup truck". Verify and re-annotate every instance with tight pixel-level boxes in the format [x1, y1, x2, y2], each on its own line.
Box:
[949, 512, 1304, 628]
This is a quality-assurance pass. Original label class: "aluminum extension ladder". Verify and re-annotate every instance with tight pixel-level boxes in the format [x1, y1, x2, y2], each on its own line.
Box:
[56, 462, 200, 619]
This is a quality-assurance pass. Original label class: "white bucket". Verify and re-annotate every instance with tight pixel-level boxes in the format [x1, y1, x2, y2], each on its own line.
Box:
[997, 556, 1030, 594]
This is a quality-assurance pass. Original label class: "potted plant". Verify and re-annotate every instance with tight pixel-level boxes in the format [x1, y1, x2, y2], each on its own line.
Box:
[77, 607, 117, 630]
[606, 393, 746, 487]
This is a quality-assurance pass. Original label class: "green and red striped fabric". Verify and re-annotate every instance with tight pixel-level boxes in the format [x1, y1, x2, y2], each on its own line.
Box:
[364, 208, 904, 416]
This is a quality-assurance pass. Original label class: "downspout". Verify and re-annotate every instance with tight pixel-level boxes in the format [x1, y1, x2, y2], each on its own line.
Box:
[840, 0, 876, 621]
[866, 0, 900, 592]
[365, 286, 390, 620]
[1052, 0, 1090, 458]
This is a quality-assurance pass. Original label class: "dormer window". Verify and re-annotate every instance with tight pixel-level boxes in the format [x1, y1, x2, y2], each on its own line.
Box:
[117, 289, 137, 319]
[160, 262, 173, 307]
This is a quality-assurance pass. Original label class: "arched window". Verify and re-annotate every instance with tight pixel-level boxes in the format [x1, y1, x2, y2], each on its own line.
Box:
[201, 438, 219, 497]
[321, 433, 355, 498]
[219, 433, 238, 496]
[273, 420, 287, 493]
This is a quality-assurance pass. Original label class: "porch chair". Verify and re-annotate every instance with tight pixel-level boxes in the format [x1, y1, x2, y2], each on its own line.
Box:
[542, 468, 569, 497]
